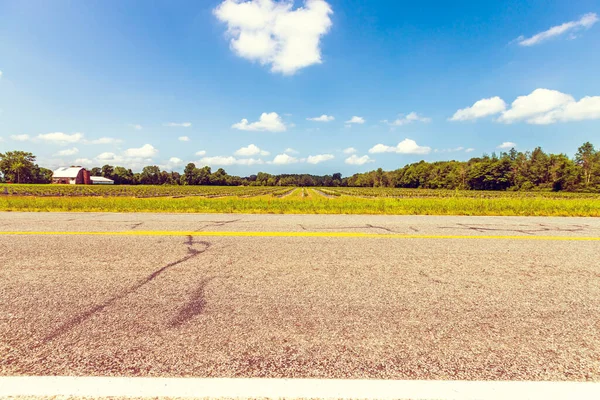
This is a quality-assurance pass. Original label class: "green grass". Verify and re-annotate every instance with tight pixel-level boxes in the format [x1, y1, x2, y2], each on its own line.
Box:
[1, 191, 600, 216]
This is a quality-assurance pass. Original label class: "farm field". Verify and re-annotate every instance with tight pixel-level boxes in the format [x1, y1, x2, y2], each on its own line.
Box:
[1, 184, 600, 216]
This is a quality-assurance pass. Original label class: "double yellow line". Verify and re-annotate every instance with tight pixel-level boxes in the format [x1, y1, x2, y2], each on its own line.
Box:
[1, 231, 599, 241]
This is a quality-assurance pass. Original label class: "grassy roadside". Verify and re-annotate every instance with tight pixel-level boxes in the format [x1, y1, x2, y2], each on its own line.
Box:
[1, 194, 600, 216]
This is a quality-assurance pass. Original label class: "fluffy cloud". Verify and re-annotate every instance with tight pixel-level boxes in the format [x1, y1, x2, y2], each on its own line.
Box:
[123, 144, 158, 158]
[345, 116, 365, 124]
[345, 154, 374, 165]
[452, 89, 600, 125]
[450, 97, 507, 121]
[368, 139, 431, 155]
[214, 0, 333, 75]
[234, 144, 270, 156]
[498, 89, 600, 124]
[195, 150, 207, 156]
[0, 70, 3, 79]
[95, 145, 158, 169]
[10, 134, 30, 141]
[89, 137, 123, 145]
[178, 136, 190, 142]
[465, 148, 476, 153]
[271, 153, 299, 165]
[497, 142, 516, 149]
[96, 152, 122, 162]
[74, 158, 93, 165]
[164, 122, 192, 127]
[383, 112, 431, 126]
[306, 154, 334, 164]
[232, 112, 287, 132]
[55, 147, 79, 156]
[199, 156, 264, 166]
[284, 148, 299, 154]
[307, 114, 335, 122]
[517, 13, 598, 46]
[343, 147, 357, 154]
[38, 132, 84, 144]
[162, 157, 184, 171]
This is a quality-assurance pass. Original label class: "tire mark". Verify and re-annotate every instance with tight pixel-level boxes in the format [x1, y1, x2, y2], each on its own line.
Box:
[38, 237, 210, 345]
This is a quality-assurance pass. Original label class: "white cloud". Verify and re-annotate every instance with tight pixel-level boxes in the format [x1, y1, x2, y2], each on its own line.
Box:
[0, 70, 3, 79]
[164, 122, 192, 127]
[55, 147, 79, 156]
[306, 154, 334, 164]
[234, 144, 270, 156]
[368, 139, 431, 155]
[450, 97, 507, 121]
[284, 148, 299, 154]
[342, 147, 357, 154]
[272, 153, 299, 165]
[195, 150, 207, 156]
[178, 136, 190, 142]
[497, 142, 516, 149]
[124, 144, 158, 158]
[383, 112, 431, 126]
[89, 137, 123, 145]
[129, 124, 143, 130]
[498, 88, 600, 124]
[518, 13, 598, 46]
[38, 132, 84, 145]
[74, 158, 93, 165]
[96, 152, 122, 163]
[232, 112, 287, 132]
[214, 0, 333, 75]
[161, 157, 184, 171]
[345, 116, 365, 124]
[465, 148, 476, 153]
[307, 114, 335, 122]
[199, 156, 264, 166]
[344, 154, 374, 165]
[95, 146, 158, 170]
[10, 134, 30, 141]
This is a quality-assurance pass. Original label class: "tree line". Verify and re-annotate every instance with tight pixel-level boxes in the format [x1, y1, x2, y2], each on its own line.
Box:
[1, 142, 599, 191]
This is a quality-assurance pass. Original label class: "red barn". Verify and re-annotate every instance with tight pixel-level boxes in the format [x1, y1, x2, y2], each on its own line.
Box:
[52, 167, 92, 185]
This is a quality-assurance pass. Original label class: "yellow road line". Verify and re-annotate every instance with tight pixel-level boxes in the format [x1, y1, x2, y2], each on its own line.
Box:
[0, 231, 599, 241]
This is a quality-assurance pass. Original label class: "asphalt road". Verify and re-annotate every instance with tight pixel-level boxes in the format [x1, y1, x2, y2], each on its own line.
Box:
[1, 213, 599, 381]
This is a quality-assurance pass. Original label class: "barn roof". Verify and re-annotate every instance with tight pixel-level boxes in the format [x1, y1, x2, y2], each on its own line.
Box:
[90, 176, 114, 183]
[52, 167, 84, 178]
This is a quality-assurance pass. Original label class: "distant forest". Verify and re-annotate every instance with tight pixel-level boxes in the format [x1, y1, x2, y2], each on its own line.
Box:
[1, 142, 599, 191]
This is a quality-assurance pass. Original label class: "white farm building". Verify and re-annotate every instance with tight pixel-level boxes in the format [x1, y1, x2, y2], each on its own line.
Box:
[52, 167, 114, 185]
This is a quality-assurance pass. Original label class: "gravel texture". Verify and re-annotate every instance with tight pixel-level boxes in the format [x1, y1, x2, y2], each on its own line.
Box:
[1, 213, 599, 381]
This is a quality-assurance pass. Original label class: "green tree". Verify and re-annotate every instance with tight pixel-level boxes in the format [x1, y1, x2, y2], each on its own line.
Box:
[0, 151, 37, 183]
[575, 142, 596, 186]
[101, 165, 114, 179]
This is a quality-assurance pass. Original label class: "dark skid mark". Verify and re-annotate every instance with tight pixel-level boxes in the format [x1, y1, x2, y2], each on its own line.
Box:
[130, 222, 144, 230]
[195, 218, 243, 232]
[300, 224, 402, 234]
[169, 277, 216, 328]
[439, 223, 588, 235]
[38, 237, 211, 345]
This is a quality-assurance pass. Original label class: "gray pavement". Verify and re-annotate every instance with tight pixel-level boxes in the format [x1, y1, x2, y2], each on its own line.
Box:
[0, 213, 599, 381]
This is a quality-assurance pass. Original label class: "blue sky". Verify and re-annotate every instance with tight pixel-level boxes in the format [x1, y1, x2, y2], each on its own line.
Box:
[0, 0, 599, 176]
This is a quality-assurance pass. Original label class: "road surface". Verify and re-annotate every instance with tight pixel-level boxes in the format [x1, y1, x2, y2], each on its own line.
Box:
[1, 213, 599, 384]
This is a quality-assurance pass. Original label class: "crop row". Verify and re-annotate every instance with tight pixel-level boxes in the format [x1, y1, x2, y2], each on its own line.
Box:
[324, 187, 600, 199]
[0, 184, 288, 198]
